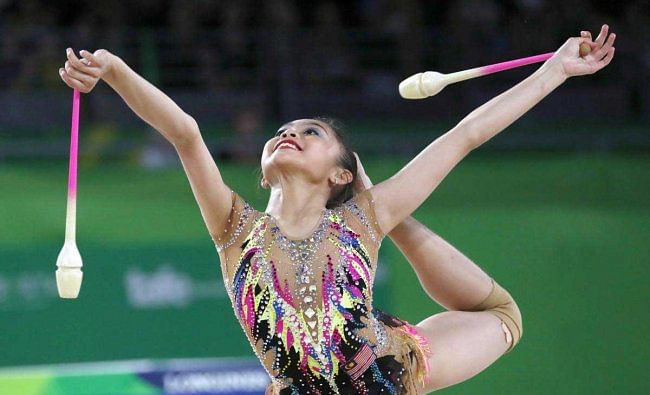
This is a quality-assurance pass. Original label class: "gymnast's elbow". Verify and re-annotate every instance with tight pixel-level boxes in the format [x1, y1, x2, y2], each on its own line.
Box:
[171, 114, 201, 148]
[448, 120, 484, 152]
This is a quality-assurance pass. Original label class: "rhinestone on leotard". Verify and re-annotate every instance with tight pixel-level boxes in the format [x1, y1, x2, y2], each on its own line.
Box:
[214, 191, 255, 252]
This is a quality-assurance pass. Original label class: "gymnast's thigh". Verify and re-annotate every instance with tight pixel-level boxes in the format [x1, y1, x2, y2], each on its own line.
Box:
[414, 310, 510, 393]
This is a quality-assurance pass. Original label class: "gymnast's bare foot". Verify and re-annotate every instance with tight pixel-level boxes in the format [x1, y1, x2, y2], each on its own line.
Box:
[353, 152, 373, 192]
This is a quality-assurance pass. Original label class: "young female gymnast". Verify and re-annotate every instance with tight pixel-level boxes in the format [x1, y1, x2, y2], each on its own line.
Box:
[59, 25, 615, 394]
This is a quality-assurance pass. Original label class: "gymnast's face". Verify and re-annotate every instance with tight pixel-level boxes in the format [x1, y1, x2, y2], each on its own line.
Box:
[261, 119, 344, 188]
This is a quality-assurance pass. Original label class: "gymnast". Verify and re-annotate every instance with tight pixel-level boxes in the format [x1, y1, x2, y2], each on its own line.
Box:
[58, 24, 615, 394]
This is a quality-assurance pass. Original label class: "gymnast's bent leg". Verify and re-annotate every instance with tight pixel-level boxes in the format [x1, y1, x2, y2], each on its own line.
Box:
[388, 217, 522, 393]
[388, 217, 522, 349]
[354, 155, 522, 393]
[355, 154, 522, 345]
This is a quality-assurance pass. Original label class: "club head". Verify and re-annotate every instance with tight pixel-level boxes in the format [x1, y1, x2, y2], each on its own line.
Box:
[399, 71, 447, 99]
[56, 242, 83, 299]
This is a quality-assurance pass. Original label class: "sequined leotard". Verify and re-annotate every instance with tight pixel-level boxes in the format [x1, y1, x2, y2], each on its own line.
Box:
[214, 190, 431, 394]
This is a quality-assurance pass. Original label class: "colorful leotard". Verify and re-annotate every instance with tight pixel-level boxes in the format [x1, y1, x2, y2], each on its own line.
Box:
[214, 190, 431, 394]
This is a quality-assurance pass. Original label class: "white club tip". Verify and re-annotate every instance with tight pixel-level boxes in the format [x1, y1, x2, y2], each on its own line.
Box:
[56, 267, 83, 298]
[56, 241, 83, 299]
[398, 71, 447, 99]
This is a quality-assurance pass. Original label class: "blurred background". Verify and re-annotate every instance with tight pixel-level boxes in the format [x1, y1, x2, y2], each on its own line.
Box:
[0, 0, 648, 394]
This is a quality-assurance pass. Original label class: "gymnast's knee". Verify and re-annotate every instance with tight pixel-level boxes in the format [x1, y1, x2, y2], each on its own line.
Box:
[467, 278, 523, 353]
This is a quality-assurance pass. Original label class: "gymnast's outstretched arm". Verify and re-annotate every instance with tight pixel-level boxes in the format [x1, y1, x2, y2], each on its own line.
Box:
[58, 48, 233, 242]
[357, 26, 615, 392]
[367, 30, 616, 236]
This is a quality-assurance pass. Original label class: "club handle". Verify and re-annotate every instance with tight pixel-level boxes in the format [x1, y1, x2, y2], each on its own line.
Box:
[479, 52, 555, 77]
[66, 89, 80, 241]
[448, 45, 590, 85]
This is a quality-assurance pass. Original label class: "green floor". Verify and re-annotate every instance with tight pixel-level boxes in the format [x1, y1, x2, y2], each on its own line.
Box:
[1, 151, 647, 394]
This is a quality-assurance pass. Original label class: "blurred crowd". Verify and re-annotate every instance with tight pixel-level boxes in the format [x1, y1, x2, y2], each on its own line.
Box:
[0, 0, 647, 91]
[0, 0, 647, 163]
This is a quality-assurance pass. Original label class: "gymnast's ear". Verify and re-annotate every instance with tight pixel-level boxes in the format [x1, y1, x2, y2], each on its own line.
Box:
[340, 170, 353, 185]
[330, 169, 353, 186]
[260, 177, 270, 189]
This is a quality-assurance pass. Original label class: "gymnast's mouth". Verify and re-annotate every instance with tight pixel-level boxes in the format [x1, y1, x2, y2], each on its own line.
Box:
[273, 138, 302, 152]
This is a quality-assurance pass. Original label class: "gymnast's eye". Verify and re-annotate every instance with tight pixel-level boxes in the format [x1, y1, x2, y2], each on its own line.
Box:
[304, 128, 319, 136]
[274, 129, 285, 137]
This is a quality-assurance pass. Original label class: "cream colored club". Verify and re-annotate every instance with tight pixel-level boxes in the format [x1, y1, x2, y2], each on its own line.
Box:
[56, 88, 83, 299]
[399, 51, 561, 99]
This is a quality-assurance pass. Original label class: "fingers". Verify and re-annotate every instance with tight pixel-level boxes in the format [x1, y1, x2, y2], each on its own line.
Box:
[64, 59, 97, 86]
[79, 49, 103, 68]
[591, 31, 616, 60]
[593, 46, 615, 72]
[580, 30, 593, 42]
[594, 24, 608, 46]
[66, 48, 102, 78]
[60, 51, 94, 92]
[59, 68, 87, 91]
[63, 60, 95, 84]
[60, 47, 105, 92]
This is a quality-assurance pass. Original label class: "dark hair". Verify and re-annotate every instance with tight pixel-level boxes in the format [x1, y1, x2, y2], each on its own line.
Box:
[259, 117, 357, 209]
[313, 117, 357, 209]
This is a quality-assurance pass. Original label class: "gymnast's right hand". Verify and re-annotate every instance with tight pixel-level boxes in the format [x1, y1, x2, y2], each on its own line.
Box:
[59, 48, 114, 93]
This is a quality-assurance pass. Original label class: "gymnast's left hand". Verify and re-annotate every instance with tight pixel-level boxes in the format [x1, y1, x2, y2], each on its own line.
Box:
[547, 24, 616, 79]
[59, 48, 114, 93]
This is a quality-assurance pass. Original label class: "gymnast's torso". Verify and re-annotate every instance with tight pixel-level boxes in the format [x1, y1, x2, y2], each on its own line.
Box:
[214, 190, 429, 394]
